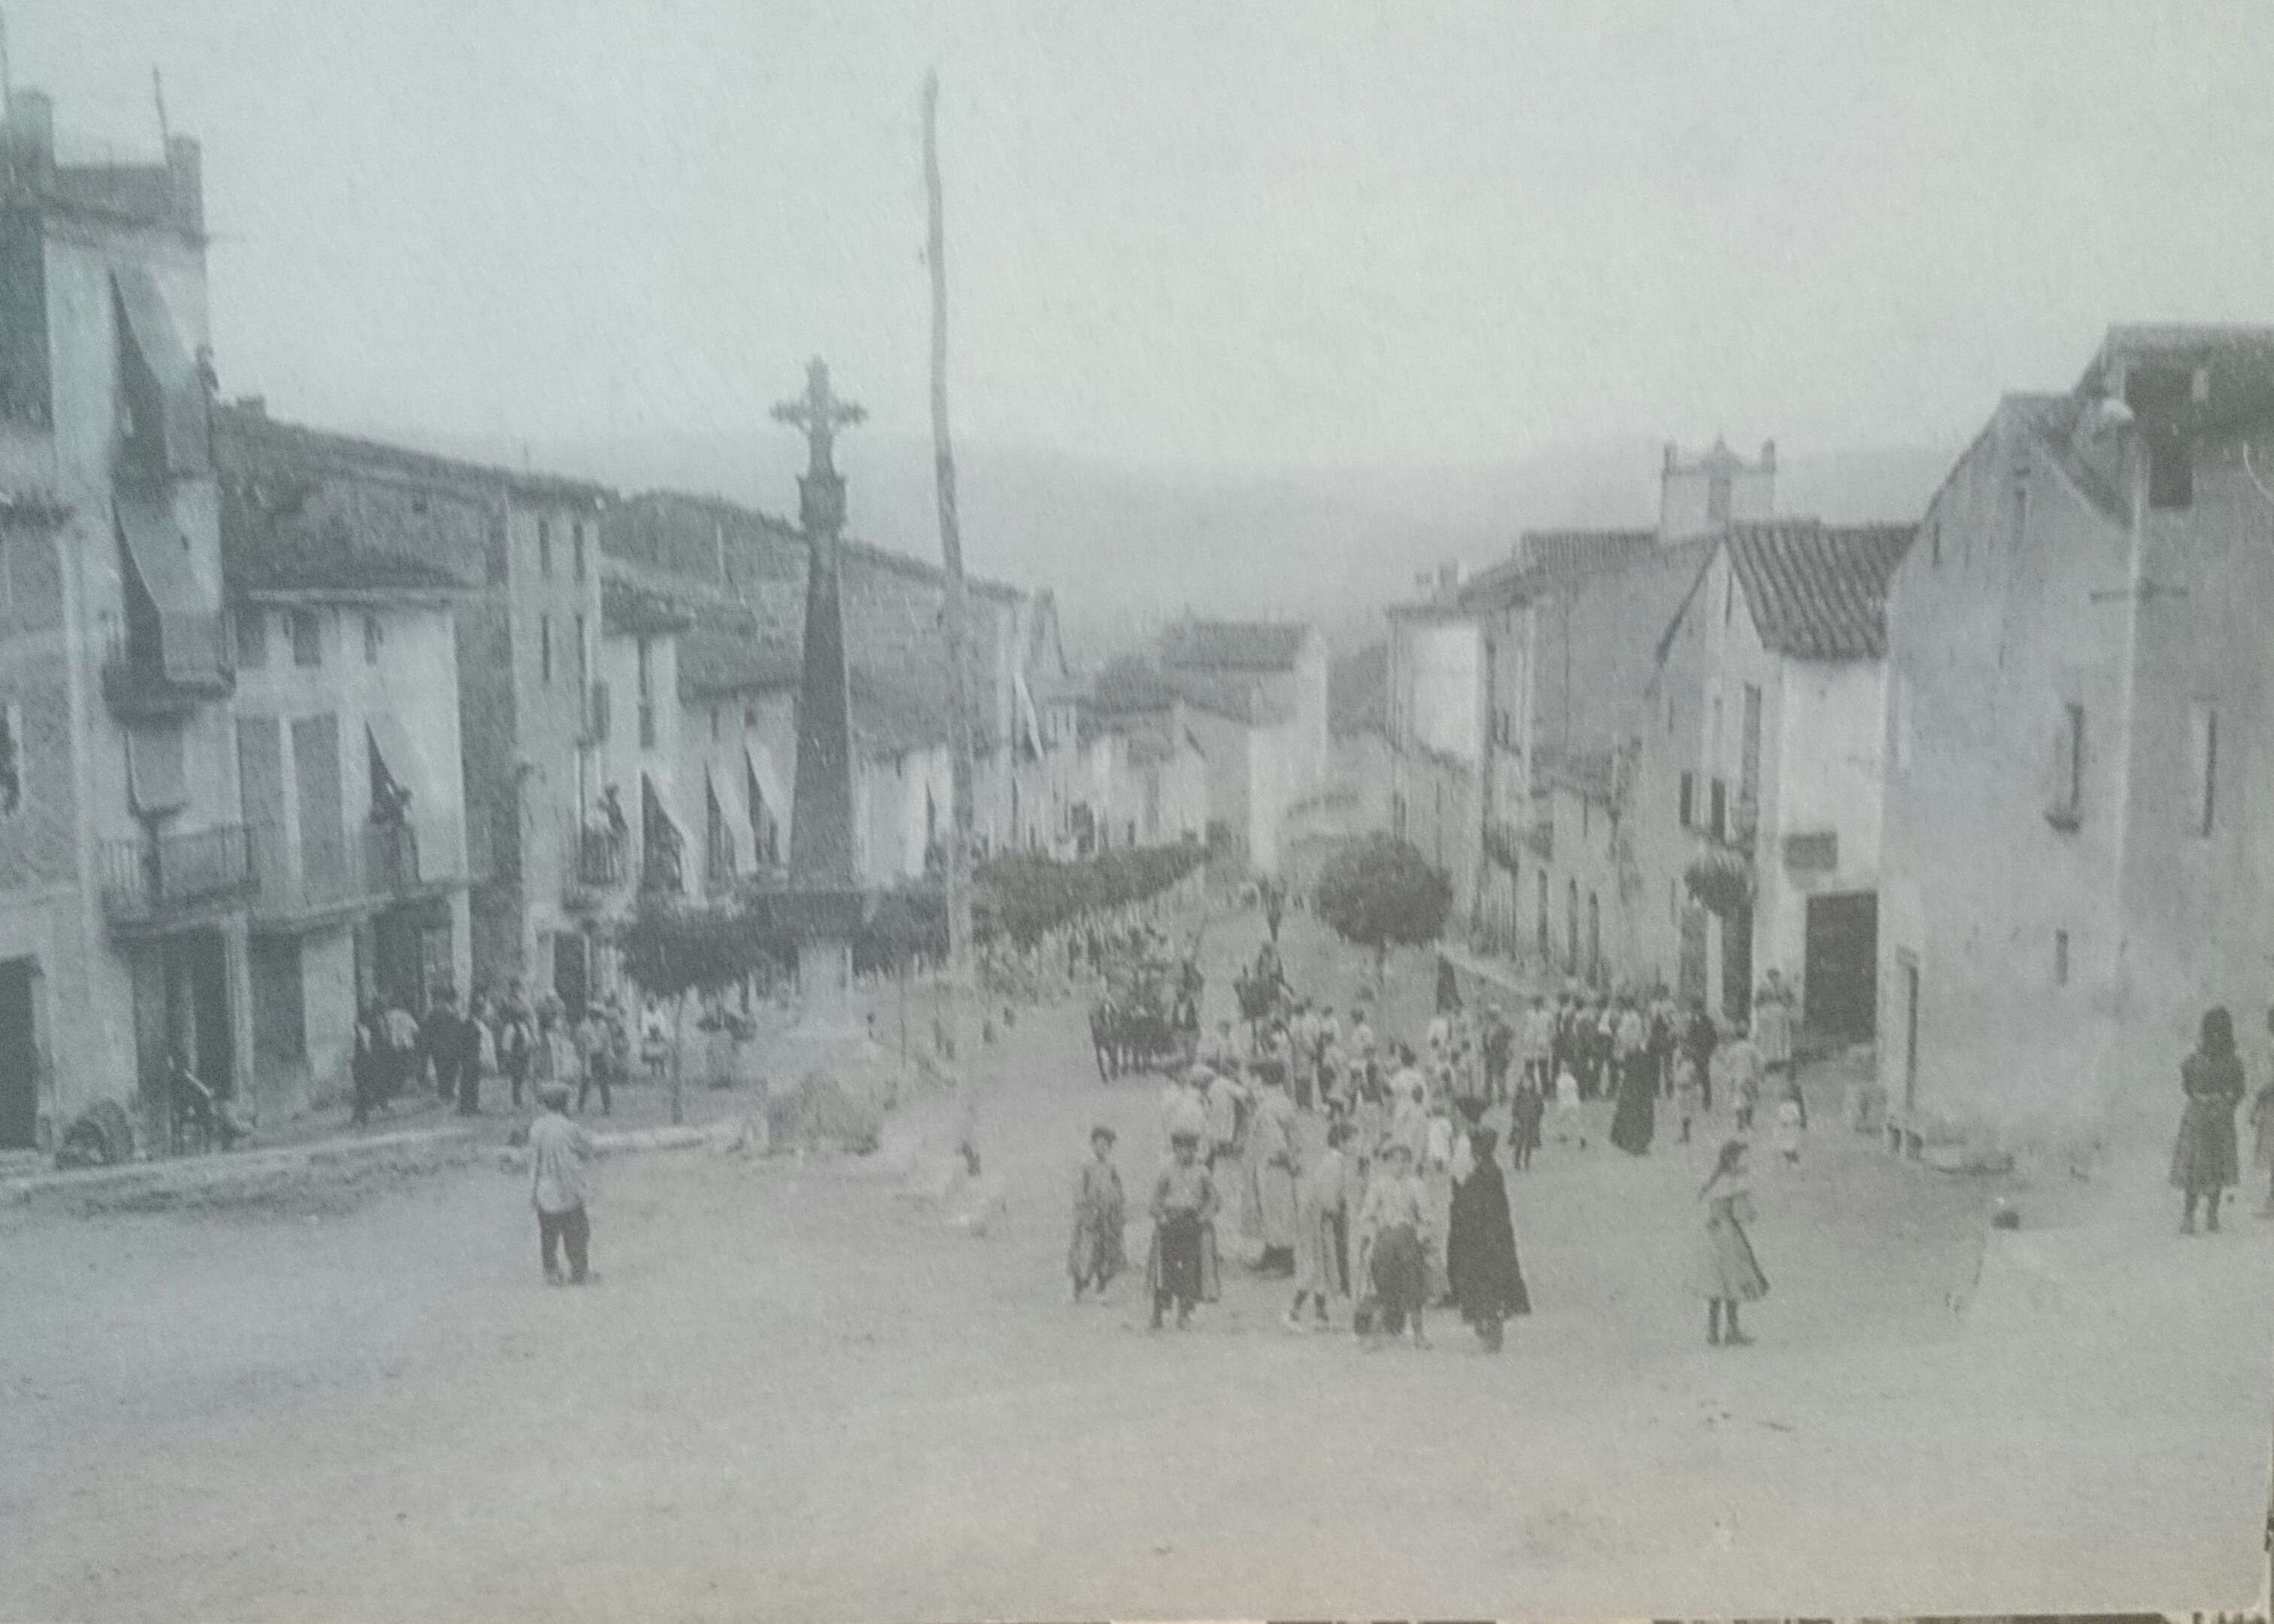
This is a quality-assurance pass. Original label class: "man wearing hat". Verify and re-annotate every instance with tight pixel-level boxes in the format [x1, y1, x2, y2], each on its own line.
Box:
[529, 1081, 597, 1286]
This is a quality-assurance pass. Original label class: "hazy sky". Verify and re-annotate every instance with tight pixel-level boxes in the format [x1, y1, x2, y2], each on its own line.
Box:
[17, 2, 2274, 470]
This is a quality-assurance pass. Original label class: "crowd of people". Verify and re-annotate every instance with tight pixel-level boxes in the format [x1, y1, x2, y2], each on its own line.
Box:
[1067, 941, 1791, 1350]
[348, 984, 676, 1128]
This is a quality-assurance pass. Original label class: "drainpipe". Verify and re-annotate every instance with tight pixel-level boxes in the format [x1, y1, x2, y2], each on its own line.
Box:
[2103, 428, 2148, 1040]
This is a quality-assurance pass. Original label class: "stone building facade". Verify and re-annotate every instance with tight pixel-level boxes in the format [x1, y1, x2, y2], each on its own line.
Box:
[1879, 326, 2274, 1135]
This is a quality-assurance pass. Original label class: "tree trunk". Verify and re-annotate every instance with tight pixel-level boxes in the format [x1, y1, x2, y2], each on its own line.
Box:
[669, 992, 687, 1127]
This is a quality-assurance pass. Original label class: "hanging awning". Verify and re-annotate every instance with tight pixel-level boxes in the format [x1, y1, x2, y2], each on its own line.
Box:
[707, 760, 749, 865]
[743, 743, 789, 834]
[367, 712, 457, 877]
[111, 267, 210, 477]
[1014, 667, 1042, 760]
[126, 724, 187, 814]
[115, 496, 203, 616]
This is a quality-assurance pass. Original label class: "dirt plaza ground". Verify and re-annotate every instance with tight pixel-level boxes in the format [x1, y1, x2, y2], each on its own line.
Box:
[4, 906, 2269, 1622]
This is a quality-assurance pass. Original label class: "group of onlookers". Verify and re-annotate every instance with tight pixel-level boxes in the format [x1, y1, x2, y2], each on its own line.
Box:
[351, 985, 671, 1126]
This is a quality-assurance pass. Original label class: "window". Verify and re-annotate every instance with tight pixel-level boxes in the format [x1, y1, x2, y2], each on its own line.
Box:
[363, 614, 381, 665]
[2054, 929, 2069, 987]
[572, 521, 586, 583]
[538, 518, 552, 577]
[2048, 702, 2084, 830]
[574, 613, 587, 692]
[539, 613, 552, 683]
[290, 610, 321, 667]
[0, 700, 21, 815]
[2190, 701, 2218, 836]
[1709, 777, 1727, 841]
[1929, 517, 1941, 568]
[2147, 430, 2193, 510]
[1678, 770, 1693, 827]
[1535, 870, 1550, 963]
[235, 610, 268, 669]
[1740, 682, 1762, 806]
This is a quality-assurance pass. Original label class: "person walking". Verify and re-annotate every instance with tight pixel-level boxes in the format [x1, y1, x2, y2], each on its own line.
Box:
[1251, 1073, 1301, 1276]
[1067, 1125, 1126, 1303]
[1671, 1051, 1704, 1146]
[1609, 997, 1657, 1156]
[422, 990, 462, 1104]
[2173, 1005, 2247, 1234]
[1447, 1127, 1529, 1352]
[1682, 995, 1720, 1113]
[529, 1081, 597, 1286]
[1753, 970, 1794, 1082]
[575, 1004, 613, 1117]
[351, 1003, 385, 1126]
[1696, 1137, 1768, 1346]
[454, 994, 488, 1116]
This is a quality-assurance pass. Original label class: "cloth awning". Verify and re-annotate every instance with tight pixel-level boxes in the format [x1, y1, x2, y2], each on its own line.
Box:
[115, 496, 204, 616]
[111, 267, 209, 477]
[367, 713, 457, 877]
[743, 744, 789, 838]
[706, 760, 750, 869]
[126, 724, 187, 814]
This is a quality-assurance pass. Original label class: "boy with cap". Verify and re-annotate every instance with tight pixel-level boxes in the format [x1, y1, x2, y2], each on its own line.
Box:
[1146, 1128, 1219, 1330]
[529, 1081, 597, 1285]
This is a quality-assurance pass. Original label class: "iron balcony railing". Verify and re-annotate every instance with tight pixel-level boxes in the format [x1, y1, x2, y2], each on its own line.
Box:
[99, 824, 254, 924]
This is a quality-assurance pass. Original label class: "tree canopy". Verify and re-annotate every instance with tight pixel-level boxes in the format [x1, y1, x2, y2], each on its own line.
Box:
[1313, 835, 1451, 956]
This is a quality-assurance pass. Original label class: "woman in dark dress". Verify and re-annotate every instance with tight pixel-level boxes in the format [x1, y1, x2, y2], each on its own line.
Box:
[1446, 1128, 1531, 1351]
[2172, 1005, 2247, 1234]
[1608, 1009, 1657, 1156]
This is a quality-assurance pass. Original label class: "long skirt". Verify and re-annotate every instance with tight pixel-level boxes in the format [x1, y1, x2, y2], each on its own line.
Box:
[2171, 1100, 2241, 1192]
[1609, 1058, 1656, 1155]
[1692, 1215, 1769, 1301]
[1145, 1213, 1221, 1305]
[1291, 1198, 1343, 1298]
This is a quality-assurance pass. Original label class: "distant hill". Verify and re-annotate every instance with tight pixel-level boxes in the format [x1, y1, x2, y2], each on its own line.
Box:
[355, 422, 1957, 662]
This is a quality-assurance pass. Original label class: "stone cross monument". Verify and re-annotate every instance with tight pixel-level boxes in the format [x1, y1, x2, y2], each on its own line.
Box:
[772, 357, 867, 1015]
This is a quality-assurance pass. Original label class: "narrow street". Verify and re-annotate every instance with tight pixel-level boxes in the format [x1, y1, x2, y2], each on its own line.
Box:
[3, 905, 2267, 1621]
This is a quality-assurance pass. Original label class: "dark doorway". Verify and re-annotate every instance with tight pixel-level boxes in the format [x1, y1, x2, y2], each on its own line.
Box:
[168, 933, 234, 1100]
[1721, 903, 1753, 1028]
[0, 958, 35, 1149]
[1805, 891, 1879, 1042]
[1678, 906, 1707, 1007]
[553, 932, 589, 1017]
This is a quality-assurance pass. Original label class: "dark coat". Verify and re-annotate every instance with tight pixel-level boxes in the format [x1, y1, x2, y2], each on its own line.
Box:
[2172, 1049, 2246, 1192]
[1447, 1160, 1530, 1322]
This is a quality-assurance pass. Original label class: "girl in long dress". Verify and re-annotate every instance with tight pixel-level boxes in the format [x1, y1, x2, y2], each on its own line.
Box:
[1447, 1128, 1530, 1352]
[2172, 1006, 2247, 1234]
[1694, 1138, 1768, 1346]
[1251, 1076, 1301, 1273]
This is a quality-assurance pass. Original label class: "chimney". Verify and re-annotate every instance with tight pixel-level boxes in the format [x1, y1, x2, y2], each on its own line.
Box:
[166, 135, 204, 235]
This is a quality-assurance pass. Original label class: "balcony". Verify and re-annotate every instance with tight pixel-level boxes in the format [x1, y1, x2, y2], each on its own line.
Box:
[100, 613, 232, 721]
[99, 824, 255, 930]
[249, 815, 487, 931]
[564, 827, 628, 912]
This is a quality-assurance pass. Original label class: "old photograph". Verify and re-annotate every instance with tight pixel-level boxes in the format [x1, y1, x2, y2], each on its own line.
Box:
[3, 3, 2272, 1620]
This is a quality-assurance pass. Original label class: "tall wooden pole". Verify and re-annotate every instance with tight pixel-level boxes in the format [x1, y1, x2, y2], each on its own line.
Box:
[924, 71, 977, 1099]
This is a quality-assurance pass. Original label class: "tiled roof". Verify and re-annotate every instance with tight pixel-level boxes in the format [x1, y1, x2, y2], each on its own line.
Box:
[1456, 529, 1658, 612]
[1158, 618, 1310, 671]
[213, 402, 612, 504]
[1724, 518, 1917, 660]
[600, 577, 695, 638]
[238, 549, 466, 596]
[1084, 654, 1289, 727]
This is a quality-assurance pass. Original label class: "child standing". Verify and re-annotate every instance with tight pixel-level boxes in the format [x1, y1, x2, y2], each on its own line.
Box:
[1695, 1138, 1768, 1346]
[1554, 1061, 1586, 1149]
[1672, 1052, 1704, 1146]
[1721, 1028, 1763, 1133]
[1146, 1129, 1219, 1330]
[1774, 1081, 1805, 1166]
[529, 1081, 597, 1286]
[1357, 1140, 1432, 1347]
[1068, 1125, 1127, 1302]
